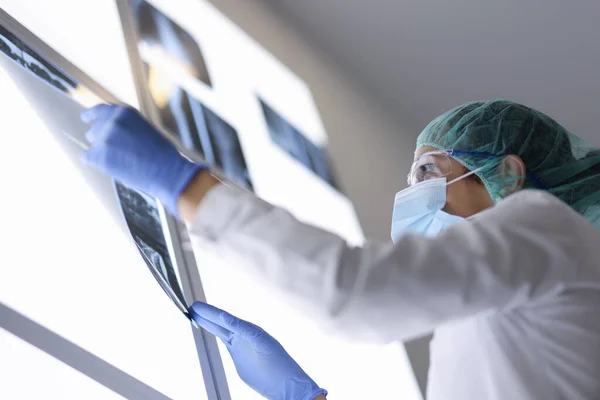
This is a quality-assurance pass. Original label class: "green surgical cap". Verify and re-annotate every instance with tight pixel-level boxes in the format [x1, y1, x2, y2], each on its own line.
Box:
[417, 99, 600, 229]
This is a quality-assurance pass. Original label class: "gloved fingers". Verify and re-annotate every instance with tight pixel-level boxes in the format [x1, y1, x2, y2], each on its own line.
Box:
[83, 118, 116, 145]
[189, 301, 225, 321]
[189, 301, 258, 336]
[191, 315, 233, 343]
[82, 105, 123, 145]
[219, 311, 264, 337]
[188, 301, 235, 327]
[81, 147, 95, 165]
[81, 103, 118, 124]
[81, 147, 106, 169]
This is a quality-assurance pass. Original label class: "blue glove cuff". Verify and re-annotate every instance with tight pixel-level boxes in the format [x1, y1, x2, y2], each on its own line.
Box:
[303, 388, 328, 400]
[161, 158, 208, 218]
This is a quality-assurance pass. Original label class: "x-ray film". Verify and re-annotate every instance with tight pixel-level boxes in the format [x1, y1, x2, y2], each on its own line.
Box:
[0, 51, 127, 232]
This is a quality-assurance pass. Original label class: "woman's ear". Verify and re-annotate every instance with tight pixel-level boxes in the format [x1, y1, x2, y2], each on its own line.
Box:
[499, 155, 526, 196]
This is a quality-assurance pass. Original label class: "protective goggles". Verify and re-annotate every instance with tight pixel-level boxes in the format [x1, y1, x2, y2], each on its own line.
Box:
[407, 149, 548, 189]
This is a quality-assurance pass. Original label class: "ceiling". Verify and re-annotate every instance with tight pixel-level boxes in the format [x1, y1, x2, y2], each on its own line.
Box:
[265, 0, 600, 144]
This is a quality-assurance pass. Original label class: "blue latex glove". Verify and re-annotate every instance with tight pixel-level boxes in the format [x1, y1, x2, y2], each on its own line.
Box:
[81, 104, 206, 216]
[189, 302, 327, 400]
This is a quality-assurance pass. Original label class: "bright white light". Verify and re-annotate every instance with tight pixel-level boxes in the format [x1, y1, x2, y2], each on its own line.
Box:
[0, 0, 139, 107]
[0, 62, 206, 399]
[0, 329, 125, 400]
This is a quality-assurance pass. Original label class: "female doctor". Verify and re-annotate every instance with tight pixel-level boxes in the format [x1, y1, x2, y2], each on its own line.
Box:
[82, 99, 600, 400]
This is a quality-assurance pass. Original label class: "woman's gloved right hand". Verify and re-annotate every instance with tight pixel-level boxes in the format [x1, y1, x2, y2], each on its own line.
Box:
[189, 302, 327, 400]
[81, 104, 206, 217]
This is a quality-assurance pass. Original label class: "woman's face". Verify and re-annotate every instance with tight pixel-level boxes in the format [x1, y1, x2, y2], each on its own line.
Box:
[414, 146, 494, 218]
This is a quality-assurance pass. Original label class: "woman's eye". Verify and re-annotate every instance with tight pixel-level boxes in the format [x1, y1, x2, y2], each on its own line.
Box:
[415, 163, 441, 182]
[419, 163, 437, 172]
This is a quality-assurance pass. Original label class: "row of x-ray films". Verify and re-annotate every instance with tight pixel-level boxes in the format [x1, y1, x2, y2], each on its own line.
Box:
[0, 0, 339, 312]
[131, 0, 338, 192]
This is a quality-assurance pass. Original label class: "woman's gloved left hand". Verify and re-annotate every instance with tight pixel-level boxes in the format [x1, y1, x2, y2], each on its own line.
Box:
[189, 301, 327, 400]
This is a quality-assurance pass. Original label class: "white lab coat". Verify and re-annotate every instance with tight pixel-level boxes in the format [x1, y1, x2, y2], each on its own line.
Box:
[188, 184, 600, 400]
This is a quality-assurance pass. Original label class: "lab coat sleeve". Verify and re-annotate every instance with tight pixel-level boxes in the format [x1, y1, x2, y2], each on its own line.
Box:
[188, 184, 597, 342]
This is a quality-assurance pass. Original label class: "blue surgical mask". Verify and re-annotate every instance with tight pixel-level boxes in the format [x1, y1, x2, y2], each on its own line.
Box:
[391, 170, 480, 242]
